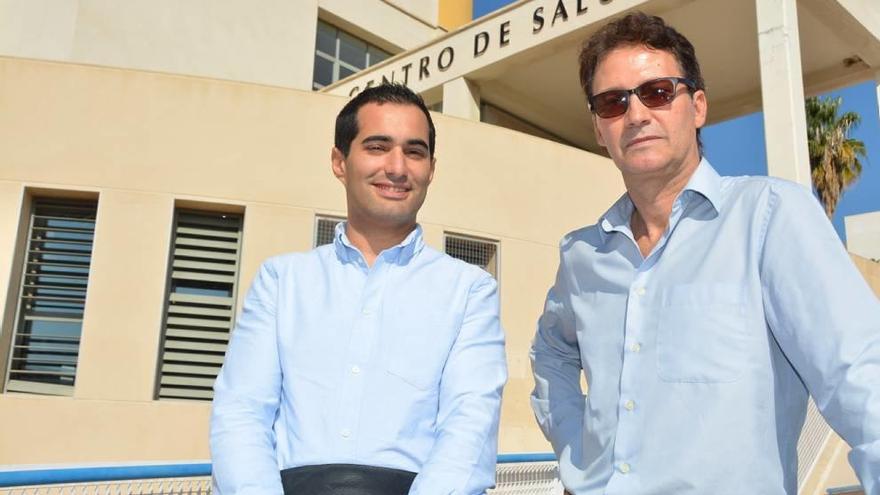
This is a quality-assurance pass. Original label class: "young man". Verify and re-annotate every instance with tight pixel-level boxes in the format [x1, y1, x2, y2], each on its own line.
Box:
[212, 84, 507, 495]
[530, 12, 879, 494]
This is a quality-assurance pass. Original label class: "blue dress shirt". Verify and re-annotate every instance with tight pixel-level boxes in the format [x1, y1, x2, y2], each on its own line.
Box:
[211, 223, 507, 495]
[531, 159, 880, 494]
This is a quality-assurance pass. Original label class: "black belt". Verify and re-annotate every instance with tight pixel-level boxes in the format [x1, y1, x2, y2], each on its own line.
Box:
[280, 464, 417, 495]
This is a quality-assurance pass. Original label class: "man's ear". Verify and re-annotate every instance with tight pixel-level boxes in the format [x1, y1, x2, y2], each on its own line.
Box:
[331, 147, 346, 183]
[692, 89, 708, 129]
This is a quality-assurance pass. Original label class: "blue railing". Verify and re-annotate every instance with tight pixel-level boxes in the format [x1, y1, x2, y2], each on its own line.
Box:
[0, 463, 211, 488]
[0, 454, 556, 488]
[497, 453, 556, 463]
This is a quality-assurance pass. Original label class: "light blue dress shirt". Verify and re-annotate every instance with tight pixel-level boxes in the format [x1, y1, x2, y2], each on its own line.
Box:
[531, 159, 880, 494]
[211, 223, 507, 495]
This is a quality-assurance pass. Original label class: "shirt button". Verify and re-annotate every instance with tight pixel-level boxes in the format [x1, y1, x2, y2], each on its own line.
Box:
[619, 463, 631, 474]
[635, 287, 646, 296]
[340, 429, 351, 438]
[630, 342, 641, 353]
[351, 365, 361, 374]
[624, 400, 635, 411]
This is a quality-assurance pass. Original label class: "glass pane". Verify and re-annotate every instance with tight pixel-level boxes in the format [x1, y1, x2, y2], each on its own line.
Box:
[36, 240, 91, 252]
[313, 55, 334, 87]
[158, 210, 242, 401]
[339, 65, 356, 80]
[7, 199, 95, 395]
[338, 31, 367, 69]
[367, 46, 390, 66]
[29, 275, 88, 288]
[172, 279, 233, 298]
[315, 21, 336, 56]
[26, 320, 82, 339]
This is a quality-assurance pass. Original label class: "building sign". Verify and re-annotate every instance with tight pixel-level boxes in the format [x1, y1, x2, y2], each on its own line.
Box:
[332, 0, 619, 97]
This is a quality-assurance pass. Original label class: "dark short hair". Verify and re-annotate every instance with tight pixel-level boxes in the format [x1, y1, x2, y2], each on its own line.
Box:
[579, 12, 705, 150]
[334, 83, 436, 157]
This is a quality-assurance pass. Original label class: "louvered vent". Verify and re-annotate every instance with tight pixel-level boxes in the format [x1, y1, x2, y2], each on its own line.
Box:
[445, 234, 499, 278]
[157, 210, 242, 400]
[315, 215, 344, 247]
[6, 199, 97, 396]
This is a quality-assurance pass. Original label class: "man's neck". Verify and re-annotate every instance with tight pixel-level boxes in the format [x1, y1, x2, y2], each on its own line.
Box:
[344, 218, 416, 267]
[623, 157, 701, 258]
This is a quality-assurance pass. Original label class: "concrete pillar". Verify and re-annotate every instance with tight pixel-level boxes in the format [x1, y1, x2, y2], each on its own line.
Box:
[756, 0, 811, 186]
[875, 70, 880, 128]
[442, 77, 481, 121]
[75, 191, 174, 401]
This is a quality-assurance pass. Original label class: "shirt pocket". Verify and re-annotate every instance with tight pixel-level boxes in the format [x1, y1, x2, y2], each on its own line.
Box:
[656, 283, 748, 383]
[383, 325, 451, 392]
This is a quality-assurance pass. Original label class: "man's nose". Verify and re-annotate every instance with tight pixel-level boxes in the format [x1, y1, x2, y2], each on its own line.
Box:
[624, 94, 652, 126]
[384, 146, 407, 180]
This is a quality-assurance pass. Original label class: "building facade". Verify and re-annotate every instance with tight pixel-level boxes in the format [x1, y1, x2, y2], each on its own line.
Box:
[1, 1, 879, 494]
[847, 211, 880, 261]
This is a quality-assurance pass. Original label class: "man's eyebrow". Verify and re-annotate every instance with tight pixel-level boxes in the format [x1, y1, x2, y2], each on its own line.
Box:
[360, 135, 429, 150]
[405, 138, 429, 150]
[361, 135, 393, 145]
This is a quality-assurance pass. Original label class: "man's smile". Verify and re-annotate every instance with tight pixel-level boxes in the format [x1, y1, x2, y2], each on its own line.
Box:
[373, 182, 411, 199]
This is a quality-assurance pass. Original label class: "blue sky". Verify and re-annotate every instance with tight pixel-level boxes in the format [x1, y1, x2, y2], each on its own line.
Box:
[703, 83, 879, 241]
[473, 0, 879, 241]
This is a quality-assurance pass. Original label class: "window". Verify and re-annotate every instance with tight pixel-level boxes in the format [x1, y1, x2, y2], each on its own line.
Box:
[313, 20, 391, 89]
[445, 234, 499, 278]
[315, 215, 345, 247]
[5, 199, 97, 396]
[156, 210, 243, 401]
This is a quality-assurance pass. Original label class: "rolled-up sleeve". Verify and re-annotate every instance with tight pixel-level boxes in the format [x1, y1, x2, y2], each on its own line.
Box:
[211, 261, 284, 495]
[759, 182, 880, 493]
[409, 274, 508, 495]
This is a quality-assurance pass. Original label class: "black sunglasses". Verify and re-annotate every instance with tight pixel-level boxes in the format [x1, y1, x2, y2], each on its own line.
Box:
[588, 77, 697, 119]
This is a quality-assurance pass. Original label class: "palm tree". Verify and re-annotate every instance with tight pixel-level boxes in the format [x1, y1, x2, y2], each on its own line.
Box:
[805, 96, 867, 219]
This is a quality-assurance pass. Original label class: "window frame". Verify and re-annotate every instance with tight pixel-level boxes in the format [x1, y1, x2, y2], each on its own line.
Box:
[3, 196, 98, 397]
[313, 20, 392, 90]
[154, 208, 244, 401]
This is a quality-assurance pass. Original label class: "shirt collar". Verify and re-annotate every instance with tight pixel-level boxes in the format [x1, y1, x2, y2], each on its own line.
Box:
[683, 157, 722, 214]
[333, 221, 425, 265]
[599, 193, 636, 237]
[599, 157, 722, 237]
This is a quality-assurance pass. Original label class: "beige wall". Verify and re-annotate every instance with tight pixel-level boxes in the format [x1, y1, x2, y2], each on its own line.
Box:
[846, 211, 880, 261]
[801, 433, 863, 495]
[75, 191, 173, 402]
[852, 254, 880, 295]
[0, 394, 212, 463]
[0, 183, 25, 387]
[0, 0, 440, 91]
[0, 56, 623, 463]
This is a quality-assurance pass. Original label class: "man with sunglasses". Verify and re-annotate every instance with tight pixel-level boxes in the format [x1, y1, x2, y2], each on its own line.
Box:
[530, 11, 879, 495]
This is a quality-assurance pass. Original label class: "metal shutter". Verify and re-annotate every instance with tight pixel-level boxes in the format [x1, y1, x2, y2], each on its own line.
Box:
[157, 210, 242, 400]
[6, 199, 97, 396]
